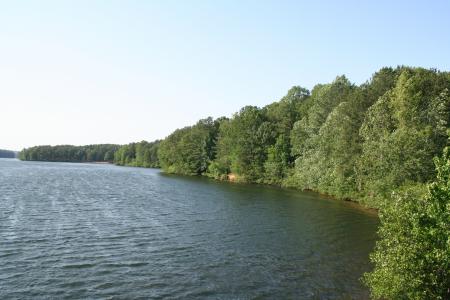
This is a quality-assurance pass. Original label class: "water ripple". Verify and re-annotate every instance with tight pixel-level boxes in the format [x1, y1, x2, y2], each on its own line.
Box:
[0, 159, 378, 299]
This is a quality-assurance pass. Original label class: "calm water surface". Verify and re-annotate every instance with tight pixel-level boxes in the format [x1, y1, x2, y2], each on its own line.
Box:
[0, 159, 378, 299]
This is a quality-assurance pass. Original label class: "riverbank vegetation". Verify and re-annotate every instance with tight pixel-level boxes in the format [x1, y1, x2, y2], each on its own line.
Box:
[113, 140, 160, 168]
[157, 66, 450, 208]
[364, 147, 450, 299]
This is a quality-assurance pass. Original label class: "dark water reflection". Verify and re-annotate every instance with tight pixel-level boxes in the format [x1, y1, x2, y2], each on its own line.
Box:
[0, 159, 378, 299]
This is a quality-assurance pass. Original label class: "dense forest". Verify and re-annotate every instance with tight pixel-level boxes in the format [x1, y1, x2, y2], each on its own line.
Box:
[19, 144, 120, 162]
[0, 149, 16, 158]
[156, 67, 450, 208]
[113, 140, 160, 168]
[364, 147, 450, 299]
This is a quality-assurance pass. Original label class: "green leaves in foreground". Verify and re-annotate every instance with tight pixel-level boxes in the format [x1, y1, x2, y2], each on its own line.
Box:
[364, 147, 450, 300]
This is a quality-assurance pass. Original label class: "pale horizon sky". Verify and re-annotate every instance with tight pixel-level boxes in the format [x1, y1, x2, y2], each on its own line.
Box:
[1, 0, 450, 151]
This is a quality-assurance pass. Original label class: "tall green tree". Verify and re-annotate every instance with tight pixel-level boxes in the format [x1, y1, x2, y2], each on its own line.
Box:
[114, 140, 160, 168]
[263, 86, 310, 184]
[212, 106, 276, 182]
[358, 68, 450, 205]
[290, 76, 356, 192]
[158, 117, 218, 175]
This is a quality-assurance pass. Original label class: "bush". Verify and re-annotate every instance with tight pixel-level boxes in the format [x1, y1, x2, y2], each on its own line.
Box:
[364, 147, 450, 300]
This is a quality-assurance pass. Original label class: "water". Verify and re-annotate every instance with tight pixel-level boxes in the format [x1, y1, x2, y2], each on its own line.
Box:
[0, 158, 378, 299]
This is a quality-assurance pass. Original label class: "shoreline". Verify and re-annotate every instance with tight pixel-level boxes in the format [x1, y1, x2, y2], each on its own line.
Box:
[160, 169, 379, 215]
[19, 159, 113, 164]
[18, 158, 378, 215]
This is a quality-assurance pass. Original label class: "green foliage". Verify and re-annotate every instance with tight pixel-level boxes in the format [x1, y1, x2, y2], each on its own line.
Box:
[158, 117, 219, 175]
[358, 68, 450, 205]
[291, 76, 358, 194]
[211, 87, 310, 183]
[215, 106, 275, 182]
[206, 160, 229, 180]
[19, 144, 120, 162]
[152, 67, 449, 210]
[264, 135, 291, 185]
[364, 147, 450, 299]
[281, 67, 449, 205]
[114, 140, 160, 168]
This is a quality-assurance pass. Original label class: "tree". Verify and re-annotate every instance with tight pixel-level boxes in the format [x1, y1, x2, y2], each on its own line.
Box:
[364, 147, 450, 299]
[264, 134, 291, 184]
[213, 106, 276, 182]
[113, 140, 160, 167]
[290, 76, 356, 192]
[158, 117, 217, 175]
[358, 68, 450, 205]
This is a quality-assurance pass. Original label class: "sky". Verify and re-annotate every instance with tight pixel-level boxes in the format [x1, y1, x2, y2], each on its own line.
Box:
[1, 0, 450, 151]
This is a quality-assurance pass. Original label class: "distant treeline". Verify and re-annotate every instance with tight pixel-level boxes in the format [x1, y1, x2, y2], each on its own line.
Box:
[0, 149, 16, 158]
[19, 144, 120, 162]
[19, 141, 161, 167]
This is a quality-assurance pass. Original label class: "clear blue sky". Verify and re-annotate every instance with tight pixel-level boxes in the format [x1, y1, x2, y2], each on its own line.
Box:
[1, 0, 449, 150]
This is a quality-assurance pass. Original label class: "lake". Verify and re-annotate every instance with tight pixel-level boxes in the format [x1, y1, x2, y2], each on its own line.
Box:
[0, 158, 378, 299]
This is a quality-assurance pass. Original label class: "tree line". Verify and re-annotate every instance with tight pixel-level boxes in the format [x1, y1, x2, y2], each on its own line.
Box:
[19, 141, 161, 167]
[157, 67, 450, 207]
[19, 144, 120, 162]
[0, 149, 16, 158]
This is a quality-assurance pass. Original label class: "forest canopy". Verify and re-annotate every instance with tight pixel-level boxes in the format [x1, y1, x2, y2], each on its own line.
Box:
[156, 66, 450, 207]
[113, 140, 160, 168]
